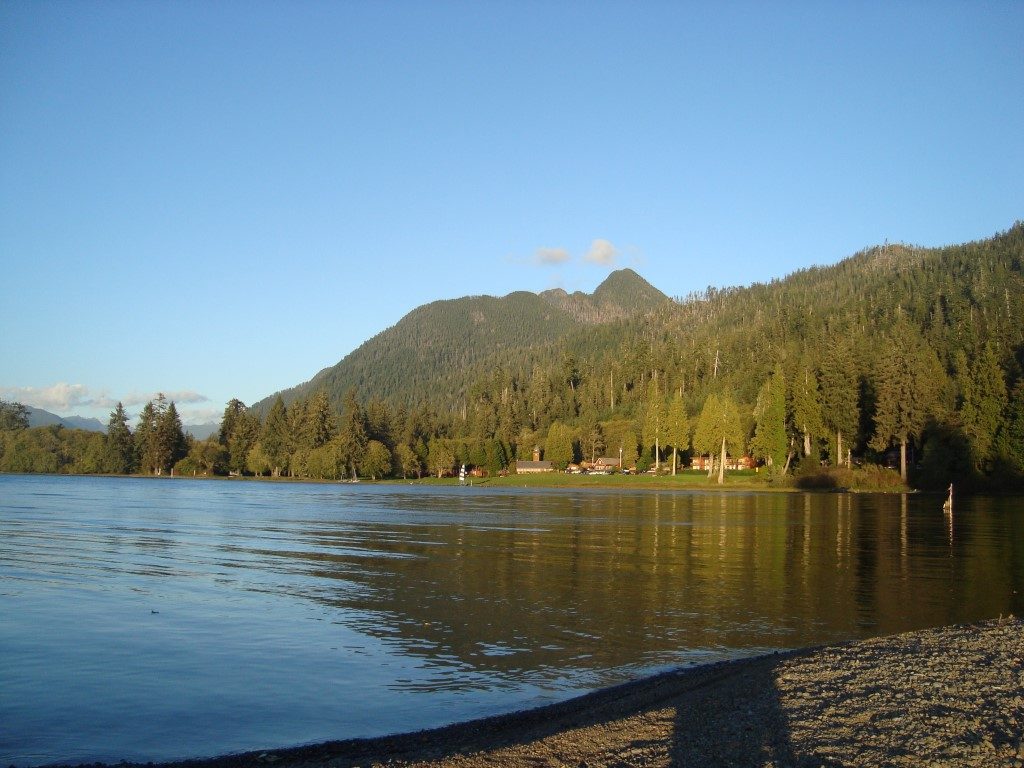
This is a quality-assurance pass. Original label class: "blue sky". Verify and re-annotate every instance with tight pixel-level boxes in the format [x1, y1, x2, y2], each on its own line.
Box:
[2, 1, 1022, 425]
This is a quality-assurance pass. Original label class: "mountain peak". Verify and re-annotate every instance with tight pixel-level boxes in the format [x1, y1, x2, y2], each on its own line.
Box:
[592, 268, 667, 310]
[537, 269, 667, 324]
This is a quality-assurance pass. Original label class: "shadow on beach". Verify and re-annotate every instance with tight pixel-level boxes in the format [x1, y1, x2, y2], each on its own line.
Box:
[50, 619, 1024, 768]
[665, 653, 835, 768]
[122, 650, 821, 768]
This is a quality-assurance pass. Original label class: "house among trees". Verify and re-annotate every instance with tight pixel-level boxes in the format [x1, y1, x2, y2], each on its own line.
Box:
[593, 456, 622, 472]
[690, 454, 756, 471]
[516, 460, 554, 473]
[515, 446, 554, 474]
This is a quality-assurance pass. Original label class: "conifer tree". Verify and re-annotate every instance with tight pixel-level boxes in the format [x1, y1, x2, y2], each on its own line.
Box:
[134, 397, 161, 474]
[957, 343, 1007, 472]
[337, 389, 368, 479]
[104, 402, 135, 474]
[219, 399, 259, 474]
[218, 399, 248, 445]
[484, 439, 508, 475]
[365, 397, 394, 448]
[750, 366, 788, 472]
[641, 378, 667, 472]
[790, 358, 824, 459]
[136, 408, 153, 473]
[870, 322, 946, 482]
[819, 341, 860, 467]
[156, 402, 188, 474]
[665, 389, 689, 475]
[287, 397, 311, 453]
[261, 396, 291, 478]
[307, 390, 338, 449]
[994, 380, 1024, 477]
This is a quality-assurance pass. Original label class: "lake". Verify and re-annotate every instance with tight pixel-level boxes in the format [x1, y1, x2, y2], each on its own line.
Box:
[2, 474, 1023, 766]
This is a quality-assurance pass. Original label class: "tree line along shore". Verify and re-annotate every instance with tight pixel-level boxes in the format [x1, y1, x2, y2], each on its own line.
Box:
[0, 337, 1020, 494]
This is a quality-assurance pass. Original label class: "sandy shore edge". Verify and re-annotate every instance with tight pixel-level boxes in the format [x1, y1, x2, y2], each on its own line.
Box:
[59, 618, 1024, 768]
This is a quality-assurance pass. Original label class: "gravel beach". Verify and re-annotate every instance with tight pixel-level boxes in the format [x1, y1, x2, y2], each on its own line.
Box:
[89, 618, 1024, 768]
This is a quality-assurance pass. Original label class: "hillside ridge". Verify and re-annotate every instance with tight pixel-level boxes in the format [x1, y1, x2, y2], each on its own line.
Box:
[255, 268, 668, 413]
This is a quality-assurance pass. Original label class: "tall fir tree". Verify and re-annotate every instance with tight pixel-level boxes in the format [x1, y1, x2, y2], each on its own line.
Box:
[993, 380, 1024, 477]
[665, 389, 689, 475]
[337, 389, 368, 479]
[790, 357, 824, 460]
[287, 397, 311, 453]
[750, 365, 789, 472]
[219, 400, 260, 475]
[134, 396, 162, 474]
[104, 402, 135, 474]
[641, 378, 667, 472]
[218, 399, 248, 445]
[261, 396, 291, 478]
[957, 343, 1008, 473]
[156, 401, 188, 474]
[870, 321, 947, 482]
[819, 340, 860, 467]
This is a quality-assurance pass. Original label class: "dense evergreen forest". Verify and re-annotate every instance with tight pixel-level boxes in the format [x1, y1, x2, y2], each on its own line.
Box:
[3, 224, 1022, 489]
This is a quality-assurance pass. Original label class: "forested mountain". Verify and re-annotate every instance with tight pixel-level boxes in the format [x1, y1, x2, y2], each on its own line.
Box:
[242, 222, 1024, 488]
[262, 226, 1023, 425]
[255, 269, 671, 414]
[4, 224, 1022, 488]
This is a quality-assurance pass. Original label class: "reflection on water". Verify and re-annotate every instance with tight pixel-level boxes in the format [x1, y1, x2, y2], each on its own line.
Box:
[1, 475, 1023, 766]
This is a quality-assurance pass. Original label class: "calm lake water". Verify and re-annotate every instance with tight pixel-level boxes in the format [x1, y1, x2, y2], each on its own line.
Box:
[2, 474, 1023, 766]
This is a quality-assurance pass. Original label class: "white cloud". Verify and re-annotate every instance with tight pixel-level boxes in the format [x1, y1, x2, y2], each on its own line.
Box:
[0, 383, 117, 412]
[520, 238, 621, 269]
[122, 390, 209, 406]
[179, 406, 221, 425]
[121, 392, 153, 407]
[535, 247, 571, 265]
[164, 390, 209, 404]
[584, 239, 618, 266]
[0, 383, 211, 416]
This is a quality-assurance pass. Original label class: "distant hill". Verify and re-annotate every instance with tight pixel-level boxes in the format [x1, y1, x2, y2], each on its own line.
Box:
[26, 406, 105, 433]
[255, 269, 670, 413]
[184, 422, 220, 440]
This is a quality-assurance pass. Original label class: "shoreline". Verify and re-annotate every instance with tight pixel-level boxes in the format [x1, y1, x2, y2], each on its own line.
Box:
[64, 618, 1023, 768]
[3, 471, 919, 494]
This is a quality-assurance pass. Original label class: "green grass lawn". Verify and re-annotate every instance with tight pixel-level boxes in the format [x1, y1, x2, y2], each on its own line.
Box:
[387, 464, 910, 492]
[387, 469, 789, 491]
